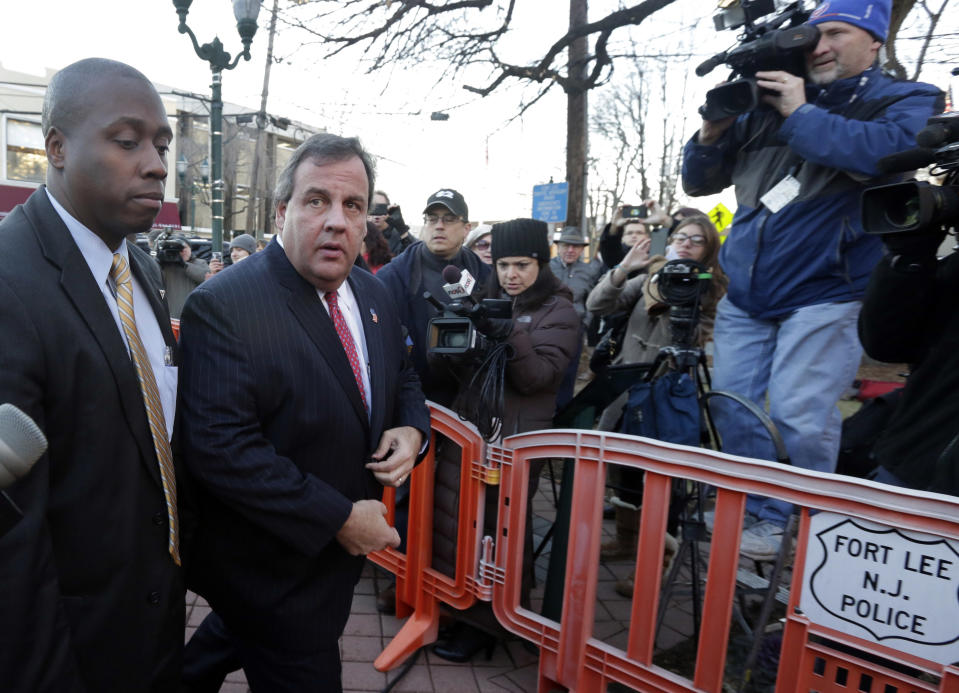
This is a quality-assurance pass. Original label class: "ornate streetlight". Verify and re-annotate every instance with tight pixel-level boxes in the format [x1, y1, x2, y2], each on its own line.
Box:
[172, 0, 260, 253]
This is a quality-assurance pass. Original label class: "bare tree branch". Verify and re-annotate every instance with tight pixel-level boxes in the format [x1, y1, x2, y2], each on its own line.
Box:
[282, 0, 675, 96]
[910, 0, 950, 80]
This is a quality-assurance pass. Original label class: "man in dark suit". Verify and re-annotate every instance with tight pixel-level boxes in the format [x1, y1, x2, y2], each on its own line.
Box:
[0, 59, 184, 692]
[178, 133, 430, 692]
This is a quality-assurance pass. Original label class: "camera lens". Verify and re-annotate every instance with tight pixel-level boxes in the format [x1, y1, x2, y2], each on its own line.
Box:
[439, 328, 468, 349]
[883, 189, 921, 230]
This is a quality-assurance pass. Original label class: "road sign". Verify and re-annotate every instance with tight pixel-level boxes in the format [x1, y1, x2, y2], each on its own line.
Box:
[799, 512, 959, 665]
[532, 182, 569, 223]
[708, 203, 733, 243]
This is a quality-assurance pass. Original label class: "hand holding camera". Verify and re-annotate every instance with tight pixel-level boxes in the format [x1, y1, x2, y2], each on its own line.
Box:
[612, 201, 669, 235]
[756, 70, 806, 118]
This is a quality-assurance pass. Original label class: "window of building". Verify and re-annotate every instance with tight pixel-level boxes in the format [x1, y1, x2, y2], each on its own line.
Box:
[6, 118, 46, 183]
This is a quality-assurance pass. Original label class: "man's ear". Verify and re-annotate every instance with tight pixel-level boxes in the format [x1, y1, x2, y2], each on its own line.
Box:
[275, 200, 287, 235]
[45, 128, 66, 170]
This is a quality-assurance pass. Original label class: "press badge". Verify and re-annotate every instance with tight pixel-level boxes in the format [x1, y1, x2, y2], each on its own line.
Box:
[760, 174, 800, 213]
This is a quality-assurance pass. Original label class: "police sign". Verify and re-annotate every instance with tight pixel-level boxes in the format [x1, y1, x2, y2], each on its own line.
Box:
[799, 512, 959, 664]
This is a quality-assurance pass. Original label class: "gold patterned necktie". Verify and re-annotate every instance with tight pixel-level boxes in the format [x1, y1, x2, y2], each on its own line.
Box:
[110, 253, 180, 566]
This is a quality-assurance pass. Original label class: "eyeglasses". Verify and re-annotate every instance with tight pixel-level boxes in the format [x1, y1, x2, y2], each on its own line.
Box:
[473, 240, 491, 250]
[424, 213, 461, 225]
[669, 233, 707, 246]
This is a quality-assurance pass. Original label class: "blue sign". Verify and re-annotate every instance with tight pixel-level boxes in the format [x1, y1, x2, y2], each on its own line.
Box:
[532, 182, 569, 223]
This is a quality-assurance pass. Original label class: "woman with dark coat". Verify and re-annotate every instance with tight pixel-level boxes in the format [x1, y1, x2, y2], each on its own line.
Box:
[431, 218, 580, 662]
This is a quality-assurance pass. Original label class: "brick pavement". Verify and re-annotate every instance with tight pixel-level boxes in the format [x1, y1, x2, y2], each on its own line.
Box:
[184, 471, 779, 692]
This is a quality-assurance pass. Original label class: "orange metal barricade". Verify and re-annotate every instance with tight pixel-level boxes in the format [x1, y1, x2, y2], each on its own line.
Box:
[373, 409, 959, 692]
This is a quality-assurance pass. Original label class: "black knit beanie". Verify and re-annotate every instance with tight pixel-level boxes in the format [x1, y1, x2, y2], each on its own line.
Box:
[491, 218, 550, 263]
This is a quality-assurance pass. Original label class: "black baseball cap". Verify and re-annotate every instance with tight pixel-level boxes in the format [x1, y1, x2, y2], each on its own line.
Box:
[423, 188, 468, 220]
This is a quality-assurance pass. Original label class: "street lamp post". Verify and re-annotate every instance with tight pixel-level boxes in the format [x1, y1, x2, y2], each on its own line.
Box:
[172, 0, 260, 253]
[176, 155, 210, 231]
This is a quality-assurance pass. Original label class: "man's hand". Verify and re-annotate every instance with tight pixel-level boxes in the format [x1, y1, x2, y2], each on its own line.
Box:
[205, 258, 224, 279]
[699, 115, 736, 146]
[336, 500, 400, 556]
[367, 426, 423, 487]
[642, 200, 671, 227]
[757, 70, 806, 118]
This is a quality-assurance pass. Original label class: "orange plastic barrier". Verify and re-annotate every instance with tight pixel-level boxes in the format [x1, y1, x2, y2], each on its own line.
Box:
[491, 429, 959, 692]
[373, 409, 959, 692]
[369, 403, 494, 670]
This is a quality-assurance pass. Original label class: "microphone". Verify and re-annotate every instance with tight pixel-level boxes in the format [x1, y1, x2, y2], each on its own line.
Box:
[441, 265, 477, 307]
[695, 51, 727, 77]
[877, 148, 936, 174]
[0, 403, 48, 537]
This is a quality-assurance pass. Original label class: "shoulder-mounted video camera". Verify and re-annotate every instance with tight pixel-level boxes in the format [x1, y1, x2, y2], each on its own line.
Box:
[426, 266, 511, 361]
[697, 0, 817, 121]
[154, 231, 187, 265]
[862, 104, 959, 237]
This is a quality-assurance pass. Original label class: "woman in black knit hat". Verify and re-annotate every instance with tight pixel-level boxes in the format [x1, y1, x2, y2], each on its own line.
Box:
[431, 218, 580, 662]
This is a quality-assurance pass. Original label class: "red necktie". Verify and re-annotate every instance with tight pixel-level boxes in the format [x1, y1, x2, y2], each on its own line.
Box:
[325, 291, 368, 412]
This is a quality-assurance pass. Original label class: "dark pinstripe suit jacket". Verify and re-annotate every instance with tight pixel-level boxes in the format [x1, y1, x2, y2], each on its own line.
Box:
[178, 239, 429, 651]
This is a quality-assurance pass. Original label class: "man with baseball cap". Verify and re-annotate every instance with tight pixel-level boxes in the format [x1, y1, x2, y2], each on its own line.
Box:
[374, 188, 491, 611]
[682, 0, 943, 560]
[377, 188, 490, 405]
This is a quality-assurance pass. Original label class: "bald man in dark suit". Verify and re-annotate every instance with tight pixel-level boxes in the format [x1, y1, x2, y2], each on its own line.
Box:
[0, 59, 184, 692]
[179, 133, 430, 692]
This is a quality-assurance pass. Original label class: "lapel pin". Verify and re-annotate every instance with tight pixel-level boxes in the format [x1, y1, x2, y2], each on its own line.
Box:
[370, 307, 378, 324]
[159, 289, 166, 300]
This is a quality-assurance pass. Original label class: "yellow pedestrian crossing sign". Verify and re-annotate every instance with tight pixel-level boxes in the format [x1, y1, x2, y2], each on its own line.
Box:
[708, 203, 733, 243]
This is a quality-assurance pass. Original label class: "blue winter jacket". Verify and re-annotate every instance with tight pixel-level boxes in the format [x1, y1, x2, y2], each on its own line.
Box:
[375, 240, 491, 405]
[683, 66, 943, 318]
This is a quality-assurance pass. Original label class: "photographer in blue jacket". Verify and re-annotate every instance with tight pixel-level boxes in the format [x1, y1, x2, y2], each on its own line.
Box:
[682, 0, 943, 560]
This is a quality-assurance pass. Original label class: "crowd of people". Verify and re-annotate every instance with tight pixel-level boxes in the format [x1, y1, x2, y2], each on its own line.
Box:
[1, 0, 957, 690]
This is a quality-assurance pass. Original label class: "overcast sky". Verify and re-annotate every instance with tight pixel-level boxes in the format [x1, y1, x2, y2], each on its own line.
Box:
[3, 1, 956, 223]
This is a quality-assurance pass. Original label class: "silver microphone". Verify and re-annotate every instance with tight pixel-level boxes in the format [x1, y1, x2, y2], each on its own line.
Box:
[0, 403, 47, 488]
[0, 403, 48, 537]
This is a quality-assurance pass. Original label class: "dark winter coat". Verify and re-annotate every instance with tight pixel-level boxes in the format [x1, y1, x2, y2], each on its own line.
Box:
[859, 251, 959, 495]
[432, 289, 579, 599]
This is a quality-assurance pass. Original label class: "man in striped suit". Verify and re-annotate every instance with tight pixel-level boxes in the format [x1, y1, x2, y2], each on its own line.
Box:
[178, 133, 430, 692]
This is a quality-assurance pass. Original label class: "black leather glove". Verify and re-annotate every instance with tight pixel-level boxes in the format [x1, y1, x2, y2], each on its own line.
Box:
[473, 316, 513, 341]
[387, 205, 410, 235]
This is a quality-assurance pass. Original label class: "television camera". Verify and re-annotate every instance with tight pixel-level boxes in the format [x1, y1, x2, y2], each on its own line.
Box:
[697, 0, 817, 121]
[426, 266, 511, 361]
[862, 104, 959, 237]
[154, 231, 188, 265]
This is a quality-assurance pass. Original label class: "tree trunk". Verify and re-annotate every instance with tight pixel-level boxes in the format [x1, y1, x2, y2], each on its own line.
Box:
[566, 0, 588, 231]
